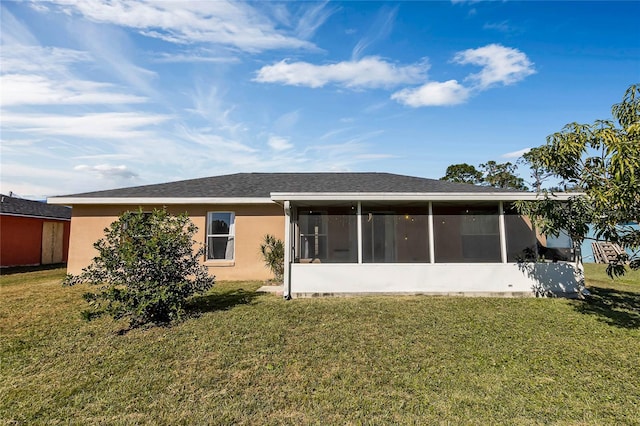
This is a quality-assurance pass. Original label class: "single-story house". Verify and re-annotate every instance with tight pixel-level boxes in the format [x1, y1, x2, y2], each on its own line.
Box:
[1, 194, 71, 268]
[48, 173, 583, 298]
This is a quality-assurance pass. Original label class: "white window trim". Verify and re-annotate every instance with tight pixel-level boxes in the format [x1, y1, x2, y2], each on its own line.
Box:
[206, 211, 235, 261]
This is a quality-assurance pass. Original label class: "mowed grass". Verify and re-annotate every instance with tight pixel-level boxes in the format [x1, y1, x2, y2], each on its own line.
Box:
[1, 265, 639, 424]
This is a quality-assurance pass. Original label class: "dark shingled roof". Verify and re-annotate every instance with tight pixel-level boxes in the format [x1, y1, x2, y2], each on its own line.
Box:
[57, 172, 523, 199]
[1, 194, 71, 219]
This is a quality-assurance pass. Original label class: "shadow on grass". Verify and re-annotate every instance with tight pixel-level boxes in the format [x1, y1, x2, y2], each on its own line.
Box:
[94, 288, 261, 335]
[0, 263, 66, 275]
[575, 286, 640, 329]
[187, 288, 259, 316]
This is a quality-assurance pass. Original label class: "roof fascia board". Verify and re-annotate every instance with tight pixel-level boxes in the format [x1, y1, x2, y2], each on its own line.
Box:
[47, 197, 275, 205]
[0, 212, 71, 221]
[270, 192, 580, 201]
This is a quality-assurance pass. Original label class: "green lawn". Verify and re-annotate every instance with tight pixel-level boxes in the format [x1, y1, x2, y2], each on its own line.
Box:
[1, 265, 639, 424]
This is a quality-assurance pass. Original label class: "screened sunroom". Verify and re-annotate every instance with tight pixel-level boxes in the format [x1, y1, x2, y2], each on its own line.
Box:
[272, 194, 583, 299]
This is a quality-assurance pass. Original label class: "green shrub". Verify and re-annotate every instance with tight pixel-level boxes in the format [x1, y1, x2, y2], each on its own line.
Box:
[64, 209, 214, 328]
[260, 234, 284, 282]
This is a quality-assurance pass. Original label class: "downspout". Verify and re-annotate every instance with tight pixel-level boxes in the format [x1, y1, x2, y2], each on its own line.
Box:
[283, 201, 292, 300]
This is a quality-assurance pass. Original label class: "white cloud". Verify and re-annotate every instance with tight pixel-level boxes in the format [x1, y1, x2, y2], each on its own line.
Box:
[2, 111, 171, 139]
[1, 74, 146, 106]
[254, 56, 429, 89]
[391, 80, 470, 107]
[391, 44, 534, 108]
[74, 164, 138, 179]
[267, 136, 293, 151]
[44, 0, 316, 52]
[0, 45, 91, 74]
[502, 147, 531, 158]
[453, 44, 535, 89]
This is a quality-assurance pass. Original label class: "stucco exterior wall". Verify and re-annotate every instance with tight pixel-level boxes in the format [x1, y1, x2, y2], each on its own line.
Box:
[289, 262, 583, 297]
[0, 215, 70, 267]
[66, 204, 284, 280]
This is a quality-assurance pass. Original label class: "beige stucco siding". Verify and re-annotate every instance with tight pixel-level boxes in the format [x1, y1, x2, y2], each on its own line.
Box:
[67, 203, 285, 281]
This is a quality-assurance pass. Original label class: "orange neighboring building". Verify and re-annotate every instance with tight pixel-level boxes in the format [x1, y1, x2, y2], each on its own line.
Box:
[0, 194, 71, 268]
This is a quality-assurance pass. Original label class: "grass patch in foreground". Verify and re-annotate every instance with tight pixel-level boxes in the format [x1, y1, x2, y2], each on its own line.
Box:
[1, 268, 639, 424]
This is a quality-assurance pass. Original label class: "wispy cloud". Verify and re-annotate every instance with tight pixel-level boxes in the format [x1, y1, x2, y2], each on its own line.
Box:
[184, 85, 248, 138]
[1, 5, 39, 45]
[66, 19, 160, 100]
[483, 20, 519, 34]
[502, 147, 531, 158]
[352, 5, 398, 59]
[153, 51, 240, 64]
[273, 110, 300, 133]
[0, 45, 91, 74]
[2, 111, 171, 139]
[318, 127, 352, 140]
[391, 80, 470, 107]
[75, 164, 138, 179]
[453, 44, 535, 89]
[43, 0, 316, 53]
[174, 125, 257, 153]
[355, 153, 398, 160]
[267, 136, 293, 151]
[254, 56, 429, 89]
[294, 1, 338, 40]
[1, 74, 146, 106]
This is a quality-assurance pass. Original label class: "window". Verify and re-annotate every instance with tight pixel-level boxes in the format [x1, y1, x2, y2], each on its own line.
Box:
[297, 206, 357, 263]
[433, 203, 501, 262]
[504, 203, 537, 262]
[206, 212, 234, 261]
[299, 211, 328, 260]
[540, 230, 575, 262]
[361, 205, 429, 263]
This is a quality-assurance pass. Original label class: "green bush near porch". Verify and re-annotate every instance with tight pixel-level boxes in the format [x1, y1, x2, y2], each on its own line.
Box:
[1, 265, 638, 424]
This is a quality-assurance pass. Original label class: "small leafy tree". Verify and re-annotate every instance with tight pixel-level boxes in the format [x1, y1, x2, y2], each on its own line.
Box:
[260, 234, 284, 282]
[64, 209, 215, 328]
[440, 163, 483, 185]
[517, 84, 640, 276]
[441, 161, 528, 190]
[479, 160, 528, 190]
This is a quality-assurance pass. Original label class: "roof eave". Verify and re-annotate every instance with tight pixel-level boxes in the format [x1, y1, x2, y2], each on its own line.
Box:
[47, 192, 582, 205]
[270, 192, 580, 201]
[0, 212, 71, 221]
[47, 197, 275, 205]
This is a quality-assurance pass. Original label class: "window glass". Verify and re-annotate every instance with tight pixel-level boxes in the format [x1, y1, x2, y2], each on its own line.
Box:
[504, 203, 538, 262]
[361, 206, 429, 263]
[206, 212, 234, 260]
[297, 206, 357, 263]
[433, 203, 500, 263]
[540, 230, 574, 262]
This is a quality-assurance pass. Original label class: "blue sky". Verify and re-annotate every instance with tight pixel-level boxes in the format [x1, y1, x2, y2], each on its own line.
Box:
[1, 1, 638, 199]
